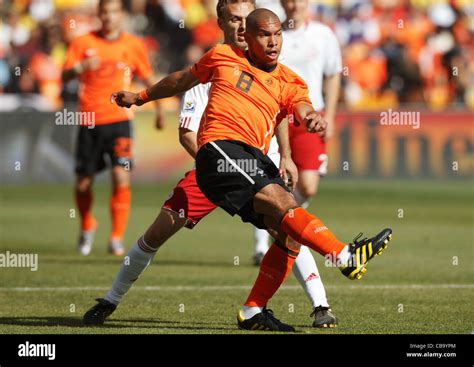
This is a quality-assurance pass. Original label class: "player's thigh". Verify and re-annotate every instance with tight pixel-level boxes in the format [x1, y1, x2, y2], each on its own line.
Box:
[106, 120, 133, 175]
[144, 208, 187, 249]
[297, 170, 320, 198]
[254, 183, 298, 220]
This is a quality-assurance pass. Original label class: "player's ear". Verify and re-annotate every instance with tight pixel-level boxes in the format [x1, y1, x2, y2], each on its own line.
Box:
[217, 17, 224, 31]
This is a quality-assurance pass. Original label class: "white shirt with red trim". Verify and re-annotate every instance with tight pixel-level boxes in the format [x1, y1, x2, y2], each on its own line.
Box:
[280, 21, 342, 110]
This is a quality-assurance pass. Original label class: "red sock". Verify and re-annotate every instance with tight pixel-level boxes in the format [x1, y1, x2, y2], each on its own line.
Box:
[244, 243, 299, 307]
[110, 186, 131, 240]
[75, 189, 96, 231]
[280, 207, 345, 256]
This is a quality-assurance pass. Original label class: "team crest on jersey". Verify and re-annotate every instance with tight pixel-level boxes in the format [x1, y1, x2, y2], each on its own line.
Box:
[264, 78, 273, 86]
[184, 100, 196, 112]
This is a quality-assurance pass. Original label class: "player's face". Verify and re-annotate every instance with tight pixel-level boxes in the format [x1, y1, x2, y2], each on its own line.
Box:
[99, 1, 124, 33]
[281, 0, 308, 25]
[245, 19, 282, 68]
[220, 3, 255, 50]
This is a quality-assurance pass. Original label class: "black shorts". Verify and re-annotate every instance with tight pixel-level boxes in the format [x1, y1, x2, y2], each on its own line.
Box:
[195, 140, 289, 229]
[75, 120, 133, 176]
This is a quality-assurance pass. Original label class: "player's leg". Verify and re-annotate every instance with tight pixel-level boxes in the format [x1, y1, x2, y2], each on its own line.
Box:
[74, 124, 102, 255]
[108, 165, 131, 256]
[75, 174, 97, 255]
[294, 170, 319, 208]
[84, 170, 217, 325]
[107, 121, 134, 256]
[292, 246, 337, 328]
[253, 228, 270, 265]
[251, 138, 280, 265]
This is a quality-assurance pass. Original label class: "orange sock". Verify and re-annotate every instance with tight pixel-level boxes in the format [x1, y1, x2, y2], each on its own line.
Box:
[75, 189, 96, 231]
[280, 207, 345, 256]
[244, 243, 299, 307]
[110, 186, 131, 240]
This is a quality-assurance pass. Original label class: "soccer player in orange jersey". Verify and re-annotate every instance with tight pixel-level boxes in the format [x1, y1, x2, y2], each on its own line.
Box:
[62, 0, 164, 256]
[111, 9, 393, 331]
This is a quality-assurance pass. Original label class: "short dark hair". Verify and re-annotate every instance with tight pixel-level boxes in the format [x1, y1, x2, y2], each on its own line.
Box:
[216, 0, 256, 20]
[98, 0, 124, 11]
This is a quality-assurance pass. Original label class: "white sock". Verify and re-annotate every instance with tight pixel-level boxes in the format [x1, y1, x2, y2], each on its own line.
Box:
[104, 236, 157, 305]
[336, 245, 351, 266]
[293, 189, 309, 209]
[292, 245, 329, 308]
[241, 305, 263, 319]
[254, 228, 270, 255]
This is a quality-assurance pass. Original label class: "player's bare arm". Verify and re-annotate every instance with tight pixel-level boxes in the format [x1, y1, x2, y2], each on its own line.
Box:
[179, 128, 198, 159]
[322, 72, 341, 140]
[294, 102, 327, 136]
[112, 69, 199, 108]
[62, 56, 100, 82]
[275, 118, 298, 190]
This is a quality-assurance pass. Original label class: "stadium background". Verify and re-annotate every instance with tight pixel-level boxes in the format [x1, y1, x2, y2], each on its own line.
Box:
[0, 0, 473, 335]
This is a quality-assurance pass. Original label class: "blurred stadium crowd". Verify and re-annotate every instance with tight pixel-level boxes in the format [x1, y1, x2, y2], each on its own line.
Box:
[0, 0, 472, 111]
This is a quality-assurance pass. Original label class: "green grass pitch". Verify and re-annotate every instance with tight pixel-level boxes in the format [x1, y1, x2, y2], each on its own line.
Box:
[0, 179, 473, 334]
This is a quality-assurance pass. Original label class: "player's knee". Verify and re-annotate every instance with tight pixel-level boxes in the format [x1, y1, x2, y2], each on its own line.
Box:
[285, 236, 301, 253]
[145, 209, 186, 248]
[76, 177, 92, 193]
[298, 183, 317, 198]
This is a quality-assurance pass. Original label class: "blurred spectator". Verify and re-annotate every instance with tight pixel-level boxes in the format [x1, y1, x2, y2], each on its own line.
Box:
[0, 0, 472, 111]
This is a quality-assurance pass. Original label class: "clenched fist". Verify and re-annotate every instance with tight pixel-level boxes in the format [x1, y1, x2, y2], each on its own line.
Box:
[304, 111, 327, 137]
[110, 91, 143, 108]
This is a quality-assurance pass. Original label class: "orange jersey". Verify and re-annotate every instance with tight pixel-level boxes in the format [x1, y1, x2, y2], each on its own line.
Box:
[190, 44, 312, 154]
[63, 32, 153, 125]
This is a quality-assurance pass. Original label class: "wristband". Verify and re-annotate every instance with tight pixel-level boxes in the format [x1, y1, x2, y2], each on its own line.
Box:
[138, 89, 150, 103]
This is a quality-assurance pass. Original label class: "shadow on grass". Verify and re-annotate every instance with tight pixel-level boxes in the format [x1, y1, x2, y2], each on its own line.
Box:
[39, 257, 255, 268]
[0, 316, 233, 332]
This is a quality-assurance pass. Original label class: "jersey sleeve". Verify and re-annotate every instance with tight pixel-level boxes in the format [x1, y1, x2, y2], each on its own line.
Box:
[178, 83, 210, 132]
[131, 37, 153, 80]
[323, 29, 342, 76]
[63, 37, 84, 70]
[190, 46, 219, 84]
[282, 77, 313, 114]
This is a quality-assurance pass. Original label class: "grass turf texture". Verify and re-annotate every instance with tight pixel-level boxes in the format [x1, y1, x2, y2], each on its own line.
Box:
[0, 180, 473, 334]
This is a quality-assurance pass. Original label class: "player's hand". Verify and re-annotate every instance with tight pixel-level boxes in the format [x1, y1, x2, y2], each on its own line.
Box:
[111, 91, 141, 108]
[279, 156, 298, 191]
[82, 56, 100, 72]
[154, 110, 165, 130]
[305, 111, 327, 137]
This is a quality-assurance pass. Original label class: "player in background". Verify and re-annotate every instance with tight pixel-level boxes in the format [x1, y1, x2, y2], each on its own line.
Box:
[104, 9, 393, 332]
[84, 0, 336, 329]
[251, 0, 342, 324]
[62, 0, 164, 256]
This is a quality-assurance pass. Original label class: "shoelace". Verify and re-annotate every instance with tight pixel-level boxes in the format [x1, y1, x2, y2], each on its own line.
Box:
[310, 306, 330, 318]
[262, 308, 281, 324]
[352, 232, 368, 247]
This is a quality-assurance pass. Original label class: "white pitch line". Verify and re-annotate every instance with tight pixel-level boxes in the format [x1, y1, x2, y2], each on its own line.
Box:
[0, 284, 473, 292]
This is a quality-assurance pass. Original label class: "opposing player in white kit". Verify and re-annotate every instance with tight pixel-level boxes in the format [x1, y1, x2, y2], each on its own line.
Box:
[252, 0, 342, 325]
[84, 0, 337, 328]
